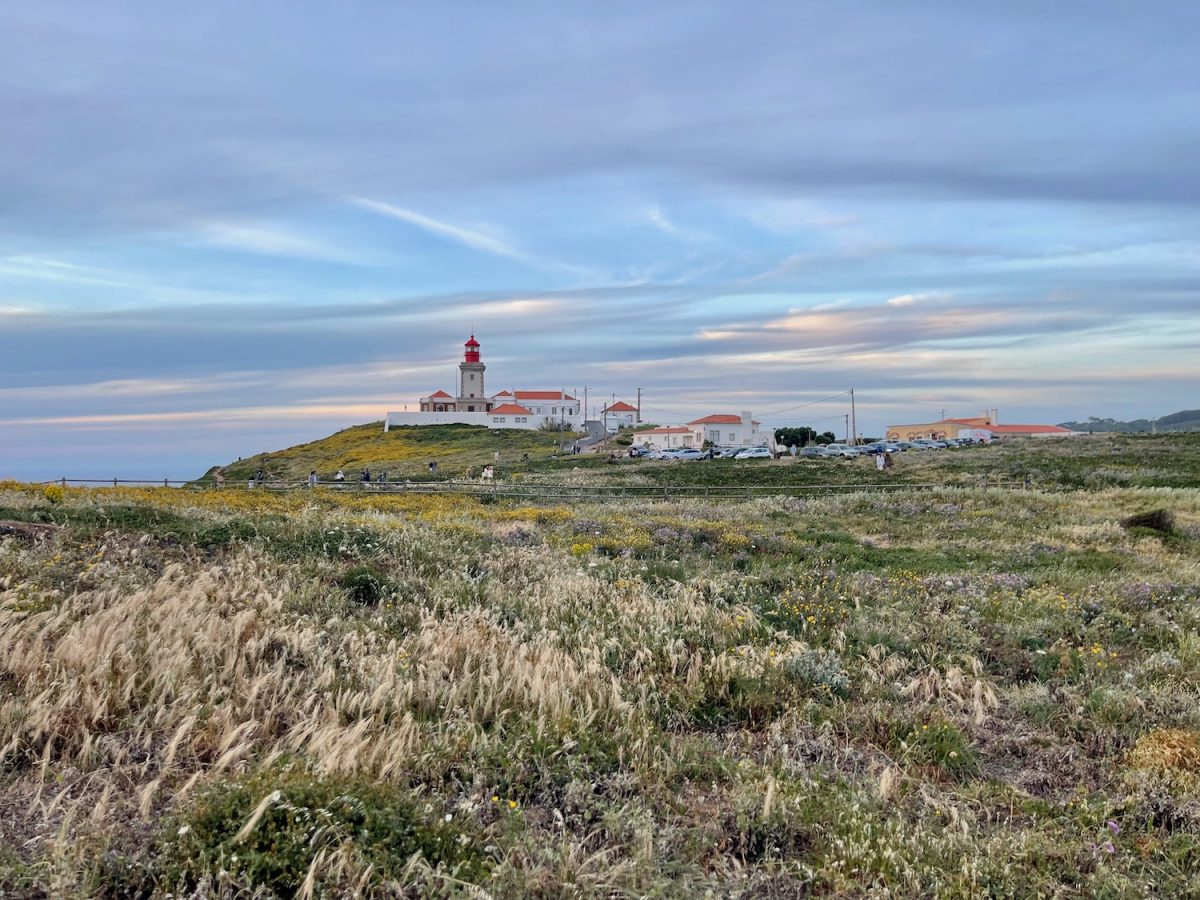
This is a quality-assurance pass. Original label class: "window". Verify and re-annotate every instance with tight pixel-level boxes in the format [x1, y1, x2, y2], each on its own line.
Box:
[492, 417, 500, 423]
[468, 405, 475, 411]
[729, 433, 735, 442]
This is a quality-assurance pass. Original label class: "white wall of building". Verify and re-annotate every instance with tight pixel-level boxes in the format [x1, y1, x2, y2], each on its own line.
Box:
[693, 412, 772, 449]
[634, 429, 696, 449]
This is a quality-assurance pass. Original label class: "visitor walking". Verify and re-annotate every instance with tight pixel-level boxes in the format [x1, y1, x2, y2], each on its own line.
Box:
[361, 467, 371, 482]
[308, 470, 318, 487]
[883, 451, 895, 473]
[875, 452, 885, 473]
[334, 469, 345, 482]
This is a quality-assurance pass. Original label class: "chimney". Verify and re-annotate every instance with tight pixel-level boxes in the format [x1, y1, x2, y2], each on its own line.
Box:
[741, 410, 752, 432]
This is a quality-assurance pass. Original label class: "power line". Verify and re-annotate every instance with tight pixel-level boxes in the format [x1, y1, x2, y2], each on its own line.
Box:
[758, 389, 853, 418]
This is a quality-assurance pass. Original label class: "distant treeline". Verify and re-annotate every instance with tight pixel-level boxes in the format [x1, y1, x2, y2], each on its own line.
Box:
[1058, 409, 1200, 433]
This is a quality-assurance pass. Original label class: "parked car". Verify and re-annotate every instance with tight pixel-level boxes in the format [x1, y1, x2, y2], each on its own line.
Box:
[674, 448, 710, 461]
[734, 446, 772, 460]
[711, 447, 740, 458]
[798, 446, 825, 458]
[891, 441, 915, 451]
[823, 443, 860, 458]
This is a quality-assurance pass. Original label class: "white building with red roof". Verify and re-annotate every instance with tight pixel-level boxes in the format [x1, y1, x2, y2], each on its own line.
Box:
[633, 410, 775, 451]
[386, 335, 584, 432]
[688, 411, 768, 448]
[602, 400, 640, 429]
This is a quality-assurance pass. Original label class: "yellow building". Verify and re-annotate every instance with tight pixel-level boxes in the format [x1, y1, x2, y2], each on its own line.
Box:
[885, 410, 1070, 442]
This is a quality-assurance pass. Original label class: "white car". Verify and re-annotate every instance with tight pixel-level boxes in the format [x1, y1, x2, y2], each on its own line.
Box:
[734, 446, 772, 459]
[822, 443, 860, 458]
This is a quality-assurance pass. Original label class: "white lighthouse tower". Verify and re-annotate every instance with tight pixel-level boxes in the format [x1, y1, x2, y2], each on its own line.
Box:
[455, 335, 489, 412]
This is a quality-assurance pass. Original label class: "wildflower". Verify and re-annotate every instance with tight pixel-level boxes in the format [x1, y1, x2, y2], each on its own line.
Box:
[508, 799, 518, 809]
[1107, 820, 1120, 835]
[491, 795, 499, 803]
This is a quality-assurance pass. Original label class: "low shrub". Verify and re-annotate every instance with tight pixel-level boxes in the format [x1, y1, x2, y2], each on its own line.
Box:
[1128, 728, 1200, 772]
[1120, 509, 1176, 534]
[159, 768, 489, 896]
[337, 565, 396, 605]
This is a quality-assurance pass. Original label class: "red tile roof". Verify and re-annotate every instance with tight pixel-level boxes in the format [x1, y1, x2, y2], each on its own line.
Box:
[688, 414, 760, 425]
[604, 401, 639, 412]
[515, 390, 577, 401]
[493, 390, 513, 396]
[427, 390, 453, 398]
[987, 424, 1071, 434]
[490, 403, 533, 415]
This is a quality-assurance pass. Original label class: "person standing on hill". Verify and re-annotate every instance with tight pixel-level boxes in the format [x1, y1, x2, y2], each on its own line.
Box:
[308, 470, 318, 487]
[334, 469, 345, 482]
[883, 451, 895, 473]
[875, 452, 885, 473]
[361, 467, 371, 482]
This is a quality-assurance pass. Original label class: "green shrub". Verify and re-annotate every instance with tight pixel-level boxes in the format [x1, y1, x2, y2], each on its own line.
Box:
[337, 565, 395, 605]
[160, 768, 488, 896]
[1120, 509, 1175, 534]
[900, 716, 978, 778]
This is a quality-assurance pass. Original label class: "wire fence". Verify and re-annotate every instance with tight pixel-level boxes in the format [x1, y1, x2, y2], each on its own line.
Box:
[38, 473, 1031, 501]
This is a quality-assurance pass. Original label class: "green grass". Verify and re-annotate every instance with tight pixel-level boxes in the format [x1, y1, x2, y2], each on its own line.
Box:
[2, 476, 1199, 895]
[203, 421, 584, 483]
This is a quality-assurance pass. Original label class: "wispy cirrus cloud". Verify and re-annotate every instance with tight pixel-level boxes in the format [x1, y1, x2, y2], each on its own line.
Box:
[195, 221, 367, 264]
[348, 196, 593, 278]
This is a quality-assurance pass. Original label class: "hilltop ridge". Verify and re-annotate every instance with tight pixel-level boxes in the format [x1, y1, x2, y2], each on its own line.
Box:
[201, 422, 584, 483]
[1058, 408, 1200, 433]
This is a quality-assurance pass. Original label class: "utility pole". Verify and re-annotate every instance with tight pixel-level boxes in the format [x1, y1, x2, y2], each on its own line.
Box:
[939, 408, 946, 421]
[844, 414, 850, 442]
[559, 389, 566, 454]
[583, 386, 588, 425]
[850, 388, 858, 446]
[636, 387, 643, 423]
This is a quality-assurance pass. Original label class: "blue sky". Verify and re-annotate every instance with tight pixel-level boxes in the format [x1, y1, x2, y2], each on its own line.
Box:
[2, 2, 1199, 479]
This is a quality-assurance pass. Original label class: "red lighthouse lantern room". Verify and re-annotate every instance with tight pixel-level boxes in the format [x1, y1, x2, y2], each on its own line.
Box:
[464, 335, 481, 363]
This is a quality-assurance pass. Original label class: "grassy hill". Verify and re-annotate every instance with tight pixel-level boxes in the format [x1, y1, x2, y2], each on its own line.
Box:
[201, 422, 584, 483]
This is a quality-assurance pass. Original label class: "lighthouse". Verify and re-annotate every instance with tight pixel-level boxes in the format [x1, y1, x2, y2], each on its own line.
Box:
[456, 335, 489, 412]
